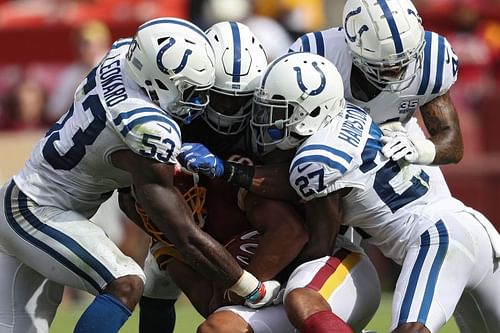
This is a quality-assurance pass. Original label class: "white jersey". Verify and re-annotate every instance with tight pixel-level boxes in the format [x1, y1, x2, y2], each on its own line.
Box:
[289, 103, 465, 262]
[289, 28, 459, 124]
[14, 39, 181, 218]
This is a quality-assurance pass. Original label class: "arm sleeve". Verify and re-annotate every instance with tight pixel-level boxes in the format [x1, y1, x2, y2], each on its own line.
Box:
[113, 109, 182, 164]
[288, 142, 365, 202]
[420, 33, 459, 104]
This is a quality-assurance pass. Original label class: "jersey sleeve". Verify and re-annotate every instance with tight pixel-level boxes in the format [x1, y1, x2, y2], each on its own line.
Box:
[289, 143, 360, 201]
[288, 36, 302, 53]
[288, 30, 332, 56]
[111, 106, 182, 164]
[418, 32, 459, 104]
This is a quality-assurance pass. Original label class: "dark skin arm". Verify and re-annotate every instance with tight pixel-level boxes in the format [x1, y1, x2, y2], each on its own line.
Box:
[244, 193, 309, 281]
[420, 91, 464, 164]
[249, 163, 299, 201]
[295, 189, 347, 264]
[248, 149, 299, 201]
[111, 150, 243, 288]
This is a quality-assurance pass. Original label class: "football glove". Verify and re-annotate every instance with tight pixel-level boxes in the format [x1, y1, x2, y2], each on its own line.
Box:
[178, 143, 224, 178]
[243, 280, 282, 309]
[381, 134, 436, 165]
[379, 121, 436, 165]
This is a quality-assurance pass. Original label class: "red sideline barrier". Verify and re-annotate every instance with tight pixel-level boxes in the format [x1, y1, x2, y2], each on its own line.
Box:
[0, 23, 140, 64]
[442, 154, 500, 231]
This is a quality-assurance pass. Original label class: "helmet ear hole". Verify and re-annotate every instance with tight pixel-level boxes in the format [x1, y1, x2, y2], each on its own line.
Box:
[157, 37, 170, 45]
[155, 80, 169, 90]
[310, 107, 320, 118]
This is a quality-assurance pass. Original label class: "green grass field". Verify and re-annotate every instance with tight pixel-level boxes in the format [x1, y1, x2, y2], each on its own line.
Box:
[49, 293, 459, 332]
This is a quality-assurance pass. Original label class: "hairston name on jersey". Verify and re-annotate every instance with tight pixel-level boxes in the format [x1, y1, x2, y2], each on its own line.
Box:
[338, 106, 368, 148]
[99, 53, 128, 107]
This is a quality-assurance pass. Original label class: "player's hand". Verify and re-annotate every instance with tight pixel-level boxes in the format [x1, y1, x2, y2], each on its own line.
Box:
[379, 120, 407, 137]
[381, 134, 436, 165]
[243, 280, 281, 309]
[178, 143, 224, 178]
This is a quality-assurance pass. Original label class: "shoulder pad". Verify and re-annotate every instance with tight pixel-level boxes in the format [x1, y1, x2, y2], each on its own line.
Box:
[417, 31, 459, 99]
[111, 38, 133, 50]
[290, 142, 354, 201]
[290, 105, 383, 201]
[112, 106, 181, 164]
[288, 28, 343, 57]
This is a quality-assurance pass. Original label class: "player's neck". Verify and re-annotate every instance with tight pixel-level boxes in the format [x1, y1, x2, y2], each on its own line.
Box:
[350, 64, 382, 102]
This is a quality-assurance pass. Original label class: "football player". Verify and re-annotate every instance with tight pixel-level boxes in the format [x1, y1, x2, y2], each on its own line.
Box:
[127, 21, 307, 332]
[0, 18, 278, 333]
[188, 52, 381, 333]
[249, 52, 499, 333]
[288, 0, 462, 197]
[143, 22, 381, 333]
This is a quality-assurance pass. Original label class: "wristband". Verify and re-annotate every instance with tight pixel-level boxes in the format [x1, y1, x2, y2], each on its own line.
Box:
[229, 270, 260, 298]
[222, 161, 255, 189]
[415, 139, 436, 165]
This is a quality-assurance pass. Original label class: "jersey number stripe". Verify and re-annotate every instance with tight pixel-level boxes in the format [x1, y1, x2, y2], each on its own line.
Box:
[43, 72, 106, 170]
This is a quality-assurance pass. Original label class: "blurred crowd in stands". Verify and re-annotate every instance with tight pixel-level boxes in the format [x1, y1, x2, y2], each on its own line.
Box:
[0, 0, 499, 292]
[1, 0, 499, 152]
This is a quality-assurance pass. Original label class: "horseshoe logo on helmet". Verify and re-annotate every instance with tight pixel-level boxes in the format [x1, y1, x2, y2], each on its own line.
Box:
[344, 6, 369, 43]
[156, 37, 193, 74]
[293, 61, 326, 96]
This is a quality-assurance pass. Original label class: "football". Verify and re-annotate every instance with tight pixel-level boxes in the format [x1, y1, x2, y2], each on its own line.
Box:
[224, 229, 262, 268]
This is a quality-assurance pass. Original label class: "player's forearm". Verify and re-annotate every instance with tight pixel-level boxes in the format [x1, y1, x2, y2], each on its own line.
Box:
[220, 162, 298, 200]
[246, 199, 308, 280]
[135, 182, 244, 288]
[296, 195, 341, 264]
[249, 164, 300, 201]
[421, 92, 464, 164]
[427, 128, 463, 164]
[247, 228, 307, 281]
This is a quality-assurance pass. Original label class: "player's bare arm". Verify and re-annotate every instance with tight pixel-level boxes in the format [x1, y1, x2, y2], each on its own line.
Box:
[111, 149, 243, 288]
[420, 92, 464, 164]
[298, 190, 345, 263]
[244, 193, 308, 281]
[249, 163, 299, 201]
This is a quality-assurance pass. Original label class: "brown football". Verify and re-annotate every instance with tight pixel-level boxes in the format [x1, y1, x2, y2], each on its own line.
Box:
[224, 229, 262, 268]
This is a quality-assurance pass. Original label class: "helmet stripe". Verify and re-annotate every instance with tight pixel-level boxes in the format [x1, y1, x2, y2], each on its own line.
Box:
[138, 18, 210, 45]
[378, 0, 403, 54]
[230, 21, 242, 88]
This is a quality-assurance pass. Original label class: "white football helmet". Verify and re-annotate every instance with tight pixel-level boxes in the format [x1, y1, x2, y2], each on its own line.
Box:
[252, 52, 345, 150]
[125, 17, 216, 124]
[343, 0, 425, 92]
[203, 21, 268, 135]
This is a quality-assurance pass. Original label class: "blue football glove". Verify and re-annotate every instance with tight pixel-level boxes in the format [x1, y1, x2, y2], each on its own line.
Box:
[178, 143, 225, 178]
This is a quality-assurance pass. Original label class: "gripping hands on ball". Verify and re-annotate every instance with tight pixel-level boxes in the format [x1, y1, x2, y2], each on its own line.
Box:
[179, 143, 224, 178]
[230, 270, 281, 309]
[379, 121, 436, 165]
[244, 280, 282, 309]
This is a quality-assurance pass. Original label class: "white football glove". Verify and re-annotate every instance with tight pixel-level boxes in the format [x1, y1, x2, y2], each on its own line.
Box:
[379, 120, 407, 135]
[379, 121, 436, 165]
[381, 133, 436, 165]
